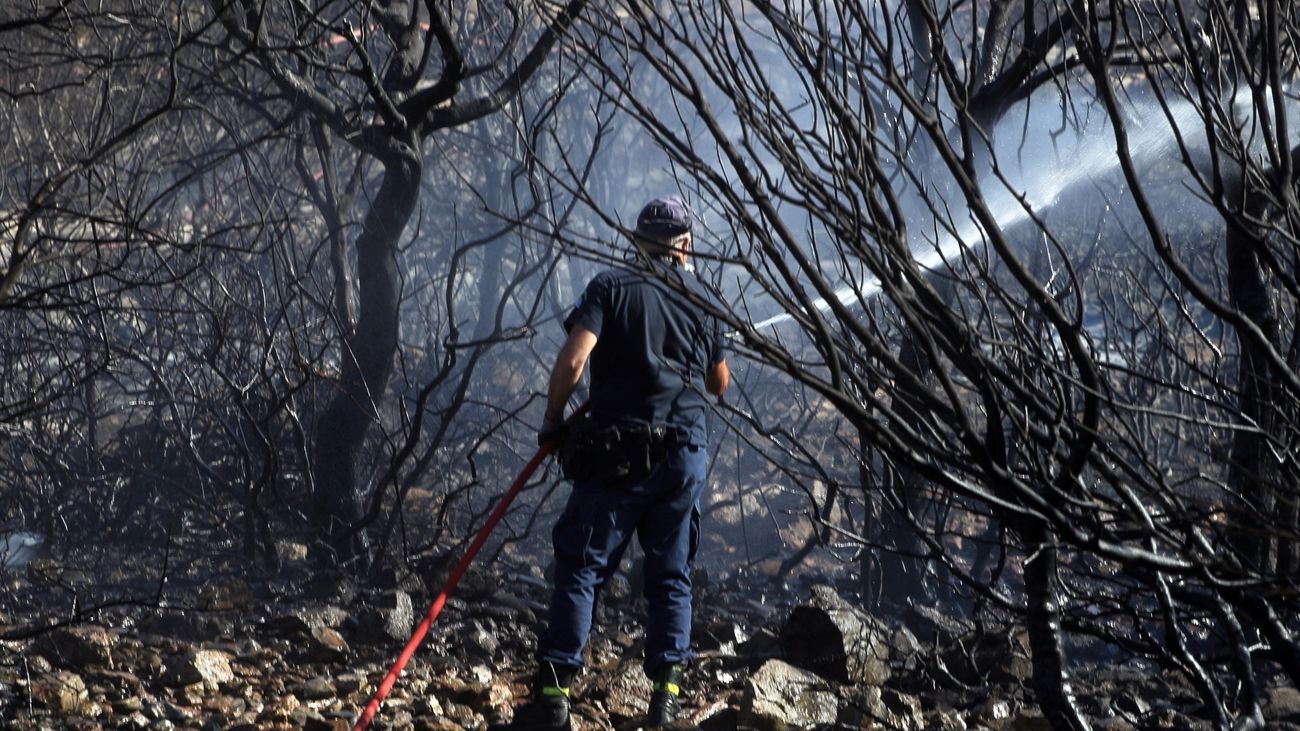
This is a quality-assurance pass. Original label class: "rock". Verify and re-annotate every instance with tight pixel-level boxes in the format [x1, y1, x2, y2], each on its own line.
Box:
[336, 671, 369, 696]
[93, 668, 146, 699]
[177, 680, 207, 705]
[840, 686, 923, 731]
[577, 660, 653, 721]
[1007, 709, 1053, 731]
[32, 670, 89, 715]
[374, 565, 428, 595]
[38, 625, 115, 668]
[461, 622, 499, 661]
[736, 627, 782, 665]
[139, 612, 223, 641]
[468, 664, 494, 685]
[118, 711, 150, 729]
[414, 717, 462, 731]
[1141, 706, 1203, 729]
[414, 694, 445, 716]
[307, 625, 351, 663]
[296, 675, 335, 701]
[488, 590, 540, 620]
[259, 692, 300, 723]
[740, 659, 839, 731]
[904, 603, 971, 642]
[293, 708, 330, 727]
[303, 714, 350, 731]
[935, 625, 1032, 687]
[199, 577, 253, 610]
[977, 697, 1014, 728]
[1267, 686, 1300, 723]
[890, 624, 921, 657]
[162, 649, 234, 689]
[305, 572, 358, 604]
[160, 699, 194, 722]
[358, 590, 415, 643]
[1112, 690, 1150, 719]
[926, 708, 968, 730]
[447, 675, 512, 716]
[27, 654, 54, 674]
[442, 700, 481, 726]
[276, 541, 308, 563]
[779, 584, 891, 685]
[268, 614, 314, 637]
[694, 619, 749, 653]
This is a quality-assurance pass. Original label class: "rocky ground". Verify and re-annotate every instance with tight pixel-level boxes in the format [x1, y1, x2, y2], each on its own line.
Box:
[4, 541, 1300, 730]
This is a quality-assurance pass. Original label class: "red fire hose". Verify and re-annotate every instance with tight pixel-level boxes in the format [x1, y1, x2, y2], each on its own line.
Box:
[353, 407, 585, 731]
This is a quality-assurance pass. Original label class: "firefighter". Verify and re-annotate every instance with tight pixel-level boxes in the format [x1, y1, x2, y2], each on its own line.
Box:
[498, 195, 731, 730]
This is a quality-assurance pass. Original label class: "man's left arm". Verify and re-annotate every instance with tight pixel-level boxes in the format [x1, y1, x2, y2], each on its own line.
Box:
[706, 359, 730, 395]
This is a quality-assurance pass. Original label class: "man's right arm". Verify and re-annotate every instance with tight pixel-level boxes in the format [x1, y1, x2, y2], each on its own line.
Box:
[545, 325, 599, 424]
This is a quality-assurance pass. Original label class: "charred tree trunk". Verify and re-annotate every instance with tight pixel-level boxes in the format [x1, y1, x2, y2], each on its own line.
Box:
[1225, 192, 1285, 577]
[1022, 524, 1091, 731]
[311, 147, 422, 570]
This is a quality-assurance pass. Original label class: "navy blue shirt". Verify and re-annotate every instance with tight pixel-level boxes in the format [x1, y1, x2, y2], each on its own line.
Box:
[564, 261, 725, 447]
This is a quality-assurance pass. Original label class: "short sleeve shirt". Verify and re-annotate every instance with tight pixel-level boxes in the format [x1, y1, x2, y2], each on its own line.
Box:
[564, 262, 725, 447]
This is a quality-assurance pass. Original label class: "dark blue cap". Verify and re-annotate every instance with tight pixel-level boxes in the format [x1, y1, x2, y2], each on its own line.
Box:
[635, 195, 693, 237]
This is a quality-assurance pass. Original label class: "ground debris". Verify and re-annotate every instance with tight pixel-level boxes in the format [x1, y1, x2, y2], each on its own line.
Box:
[0, 556, 1241, 731]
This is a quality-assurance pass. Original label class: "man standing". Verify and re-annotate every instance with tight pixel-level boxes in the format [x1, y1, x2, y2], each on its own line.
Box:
[499, 196, 730, 730]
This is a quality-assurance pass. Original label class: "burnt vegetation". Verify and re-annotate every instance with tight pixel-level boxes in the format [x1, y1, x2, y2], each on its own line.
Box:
[4, 0, 1300, 730]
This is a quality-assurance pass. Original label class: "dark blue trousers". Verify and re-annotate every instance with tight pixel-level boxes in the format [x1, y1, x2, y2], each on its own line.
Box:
[537, 444, 707, 672]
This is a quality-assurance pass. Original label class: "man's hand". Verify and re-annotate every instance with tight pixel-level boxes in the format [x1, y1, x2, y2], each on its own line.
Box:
[538, 415, 567, 447]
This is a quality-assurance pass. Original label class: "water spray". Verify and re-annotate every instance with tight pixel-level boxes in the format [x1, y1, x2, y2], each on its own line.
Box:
[747, 98, 1206, 331]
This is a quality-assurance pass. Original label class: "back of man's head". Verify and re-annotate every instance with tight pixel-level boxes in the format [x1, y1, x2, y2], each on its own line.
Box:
[634, 195, 693, 261]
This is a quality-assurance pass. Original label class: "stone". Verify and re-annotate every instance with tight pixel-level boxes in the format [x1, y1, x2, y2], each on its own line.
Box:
[780, 584, 891, 686]
[1267, 686, 1300, 723]
[1007, 708, 1053, 731]
[936, 625, 1032, 687]
[163, 650, 234, 689]
[840, 686, 923, 731]
[276, 541, 309, 562]
[577, 660, 653, 721]
[694, 619, 749, 653]
[462, 623, 499, 661]
[118, 712, 151, 729]
[904, 603, 971, 642]
[740, 659, 839, 731]
[32, 670, 89, 715]
[38, 625, 115, 668]
[977, 697, 1013, 728]
[926, 709, 968, 730]
[199, 577, 253, 611]
[413, 694, 445, 716]
[297, 675, 336, 701]
[93, 668, 146, 699]
[27, 654, 54, 674]
[268, 614, 314, 637]
[358, 590, 415, 643]
[1112, 690, 1150, 719]
[307, 625, 351, 663]
[303, 714, 351, 731]
[336, 671, 369, 696]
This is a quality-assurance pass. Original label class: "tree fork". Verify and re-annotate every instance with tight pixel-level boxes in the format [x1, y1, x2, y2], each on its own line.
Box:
[311, 149, 422, 570]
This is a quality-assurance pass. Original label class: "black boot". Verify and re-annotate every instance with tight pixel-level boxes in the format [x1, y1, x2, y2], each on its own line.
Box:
[490, 663, 577, 731]
[646, 663, 685, 727]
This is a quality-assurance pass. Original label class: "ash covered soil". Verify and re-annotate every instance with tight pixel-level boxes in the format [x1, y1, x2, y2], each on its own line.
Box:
[2, 543, 1297, 730]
